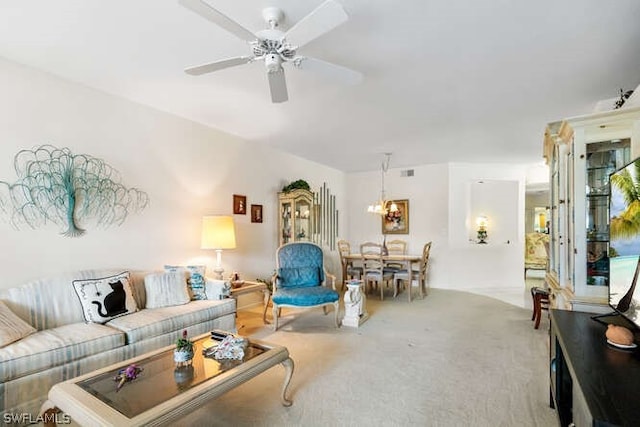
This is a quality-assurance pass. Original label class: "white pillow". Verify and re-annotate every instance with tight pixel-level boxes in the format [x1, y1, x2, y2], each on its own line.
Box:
[0, 300, 37, 347]
[144, 271, 191, 309]
[73, 271, 138, 324]
[205, 279, 231, 300]
[164, 265, 207, 300]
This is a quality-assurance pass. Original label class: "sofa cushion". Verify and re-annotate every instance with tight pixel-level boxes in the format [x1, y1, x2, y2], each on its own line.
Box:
[144, 271, 190, 309]
[0, 322, 125, 383]
[73, 271, 139, 324]
[165, 265, 207, 300]
[0, 301, 37, 348]
[105, 299, 236, 344]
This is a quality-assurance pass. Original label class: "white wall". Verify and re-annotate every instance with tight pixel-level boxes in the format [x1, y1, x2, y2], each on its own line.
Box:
[346, 163, 449, 285]
[0, 56, 539, 296]
[446, 163, 526, 289]
[346, 162, 528, 289]
[0, 57, 346, 288]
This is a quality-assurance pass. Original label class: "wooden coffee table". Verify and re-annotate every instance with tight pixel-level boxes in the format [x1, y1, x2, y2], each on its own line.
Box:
[41, 333, 294, 426]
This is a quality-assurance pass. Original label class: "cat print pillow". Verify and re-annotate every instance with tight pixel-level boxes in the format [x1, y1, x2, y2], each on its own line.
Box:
[73, 271, 139, 324]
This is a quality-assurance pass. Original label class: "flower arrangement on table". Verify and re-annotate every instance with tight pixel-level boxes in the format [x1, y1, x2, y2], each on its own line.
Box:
[210, 334, 248, 361]
[114, 364, 143, 391]
[174, 330, 195, 366]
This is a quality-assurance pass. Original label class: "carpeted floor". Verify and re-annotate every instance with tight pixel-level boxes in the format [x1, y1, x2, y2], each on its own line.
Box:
[178, 288, 558, 427]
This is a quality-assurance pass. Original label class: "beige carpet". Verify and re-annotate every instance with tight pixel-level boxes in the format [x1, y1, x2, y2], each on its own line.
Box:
[178, 288, 558, 427]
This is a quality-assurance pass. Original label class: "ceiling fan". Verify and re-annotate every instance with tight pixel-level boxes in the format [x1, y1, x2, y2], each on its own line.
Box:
[178, 0, 363, 103]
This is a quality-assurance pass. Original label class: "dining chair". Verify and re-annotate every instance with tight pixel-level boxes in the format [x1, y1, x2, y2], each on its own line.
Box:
[360, 242, 394, 300]
[393, 242, 431, 301]
[337, 240, 363, 290]
[385, 239, 408, 271]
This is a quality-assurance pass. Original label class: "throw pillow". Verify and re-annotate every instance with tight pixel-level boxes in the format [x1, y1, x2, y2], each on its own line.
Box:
[144, 271, 191, 309]
[0, 300, 37, 348]
[164, 265, 207, 300]
[73, 271, 138, 324]
[205, 278, 232, 300]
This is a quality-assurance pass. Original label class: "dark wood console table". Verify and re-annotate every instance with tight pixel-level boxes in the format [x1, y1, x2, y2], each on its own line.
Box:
[550, 309, 640, 426]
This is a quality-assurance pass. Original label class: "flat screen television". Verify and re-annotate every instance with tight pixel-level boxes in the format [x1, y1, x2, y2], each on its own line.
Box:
[606, 157, 640, 330]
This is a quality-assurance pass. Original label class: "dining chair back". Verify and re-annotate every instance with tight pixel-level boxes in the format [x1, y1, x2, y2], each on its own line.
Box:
[393, 241, 432, 301]
[360, 242, 394, 300]
[385, 239, 407, 255]
[385, 239, 407, 271]
[337, 240, 363, 290]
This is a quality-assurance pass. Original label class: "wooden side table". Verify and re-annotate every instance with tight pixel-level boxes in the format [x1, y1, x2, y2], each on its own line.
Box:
[230, 281, 271, 324]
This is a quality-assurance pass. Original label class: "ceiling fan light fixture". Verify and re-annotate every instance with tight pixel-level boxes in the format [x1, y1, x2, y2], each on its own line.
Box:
[265, 54, 282, 72]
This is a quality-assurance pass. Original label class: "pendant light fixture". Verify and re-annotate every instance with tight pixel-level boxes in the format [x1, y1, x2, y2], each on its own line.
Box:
[367, 153, 398, 215]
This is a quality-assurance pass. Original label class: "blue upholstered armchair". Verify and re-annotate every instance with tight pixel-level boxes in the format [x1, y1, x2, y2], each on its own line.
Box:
[271, 242, 340, 331]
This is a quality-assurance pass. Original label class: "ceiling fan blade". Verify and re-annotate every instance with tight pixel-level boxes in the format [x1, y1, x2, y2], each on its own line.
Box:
[267, 69, 288, 103]
[179, 0, 256, 43]
[284, 0, 348, 49]
[184, 56, 253, 75]
[293, 57, 363, 85]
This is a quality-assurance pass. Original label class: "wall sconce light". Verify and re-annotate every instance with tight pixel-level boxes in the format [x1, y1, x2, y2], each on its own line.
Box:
[201, 215, 237, 280]
[476, 215, 488, 244]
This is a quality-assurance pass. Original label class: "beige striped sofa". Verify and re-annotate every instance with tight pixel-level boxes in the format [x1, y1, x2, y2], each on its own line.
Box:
[0, 269, 236, 423]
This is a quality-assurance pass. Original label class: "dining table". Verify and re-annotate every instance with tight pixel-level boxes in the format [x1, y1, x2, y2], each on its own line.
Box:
[342, 253, 424, 298]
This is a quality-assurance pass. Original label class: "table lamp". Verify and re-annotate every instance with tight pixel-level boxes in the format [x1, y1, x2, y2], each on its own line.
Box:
[201, 215, 237, 280]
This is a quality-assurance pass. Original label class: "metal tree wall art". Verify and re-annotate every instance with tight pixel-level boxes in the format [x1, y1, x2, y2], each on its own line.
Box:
[0, 145, 149, 237]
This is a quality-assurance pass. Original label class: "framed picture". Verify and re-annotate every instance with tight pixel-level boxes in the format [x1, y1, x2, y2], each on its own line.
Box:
[382, 199, 409, 234]
[251, 204, 263, 223]
[233, 195, 247, 215]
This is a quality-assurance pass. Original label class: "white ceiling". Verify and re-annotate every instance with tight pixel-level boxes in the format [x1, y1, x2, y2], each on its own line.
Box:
[0, 0, 638, 172]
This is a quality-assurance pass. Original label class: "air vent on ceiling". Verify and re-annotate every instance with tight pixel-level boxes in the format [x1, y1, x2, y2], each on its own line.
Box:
[400, 169, 414, 177]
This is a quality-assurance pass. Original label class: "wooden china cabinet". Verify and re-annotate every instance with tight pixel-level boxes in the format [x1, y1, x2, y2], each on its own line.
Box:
[543, 106, 640, 311]
[277, 189, 314, 246]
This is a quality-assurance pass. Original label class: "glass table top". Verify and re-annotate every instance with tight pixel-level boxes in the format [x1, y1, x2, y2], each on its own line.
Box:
[77, 335, 265, 418]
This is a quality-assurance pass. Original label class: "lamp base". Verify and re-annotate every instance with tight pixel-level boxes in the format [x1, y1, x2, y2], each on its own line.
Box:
[214, 249, 225, 280]
[213, 268, 224, 280]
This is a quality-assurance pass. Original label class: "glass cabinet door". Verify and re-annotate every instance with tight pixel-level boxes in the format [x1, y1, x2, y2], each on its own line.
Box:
[585, 139, 630, 287]
[550, 144, 561, 278]
[281, 201, 292, 244]
[294, 198, 311, 240]
[278, 189, 314, 246]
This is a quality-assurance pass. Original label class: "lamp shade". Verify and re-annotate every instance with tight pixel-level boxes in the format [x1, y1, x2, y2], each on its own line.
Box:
[476, 215, 488, 228]
[201, 216, 236, 250]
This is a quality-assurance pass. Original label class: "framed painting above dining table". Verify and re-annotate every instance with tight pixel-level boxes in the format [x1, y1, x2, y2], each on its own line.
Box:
[382, 199, 409, 234]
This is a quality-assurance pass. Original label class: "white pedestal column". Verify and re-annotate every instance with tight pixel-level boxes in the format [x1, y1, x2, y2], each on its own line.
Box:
[342, 280, 368, 327]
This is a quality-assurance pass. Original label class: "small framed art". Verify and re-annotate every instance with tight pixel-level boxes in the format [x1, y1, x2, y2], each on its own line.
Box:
[233, 195, 247, 215]
[251, 204, 263, 223]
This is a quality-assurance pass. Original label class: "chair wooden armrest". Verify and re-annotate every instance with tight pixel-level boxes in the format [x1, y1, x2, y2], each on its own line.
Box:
[324, 270, 337, 290]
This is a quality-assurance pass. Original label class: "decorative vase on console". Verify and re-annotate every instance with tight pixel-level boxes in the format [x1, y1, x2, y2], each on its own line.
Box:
[174, 330, 194, 367]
